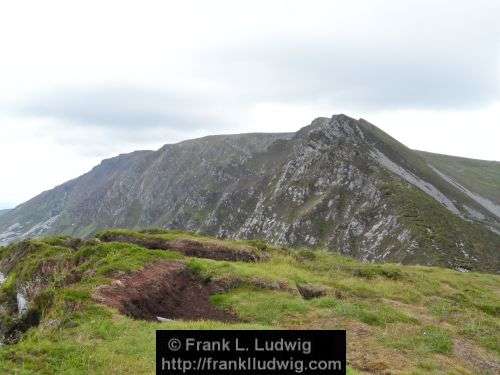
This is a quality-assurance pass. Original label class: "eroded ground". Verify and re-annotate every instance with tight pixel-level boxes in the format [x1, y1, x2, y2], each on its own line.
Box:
[0, 229, 498, 374]
[93, 261, 237, 322]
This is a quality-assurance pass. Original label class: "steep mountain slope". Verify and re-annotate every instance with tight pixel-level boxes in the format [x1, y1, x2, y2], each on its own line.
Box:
[0, 115, 498, 271]
[418, 151, 500, 220]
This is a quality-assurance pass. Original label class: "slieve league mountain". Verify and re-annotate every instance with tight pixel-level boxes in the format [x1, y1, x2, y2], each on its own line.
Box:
[1, 115, 499, 272]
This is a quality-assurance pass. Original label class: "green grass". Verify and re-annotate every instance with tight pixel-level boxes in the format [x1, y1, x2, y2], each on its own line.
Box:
[418, 150, 500, 204]
[333, 301, 417, 326]
[381, 325, 453, 355]
[0, 229, 498, 374]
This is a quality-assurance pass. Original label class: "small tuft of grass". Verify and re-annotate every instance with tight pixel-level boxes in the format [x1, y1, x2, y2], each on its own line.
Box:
[422, 326, 454, 354]
[381, 325, 453, 355]
[334, 301, 418, 327]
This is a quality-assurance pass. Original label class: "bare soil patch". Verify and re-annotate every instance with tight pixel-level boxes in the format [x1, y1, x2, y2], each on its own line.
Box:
[453, 338, 499, 375]
[93, 262, 238, 322]
[287, 314, 410, 374]
[297, 284, 327, 299]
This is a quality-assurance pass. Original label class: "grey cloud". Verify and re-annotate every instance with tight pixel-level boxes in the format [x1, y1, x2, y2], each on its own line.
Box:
[16, 85, 238, 132]
[204, 36, 500, 110]
[198, 0, 500, 111]
[10, 0, 500, 136]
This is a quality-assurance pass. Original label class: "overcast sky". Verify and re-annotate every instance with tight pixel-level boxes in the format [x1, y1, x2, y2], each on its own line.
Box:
[0, 0, 499, 209]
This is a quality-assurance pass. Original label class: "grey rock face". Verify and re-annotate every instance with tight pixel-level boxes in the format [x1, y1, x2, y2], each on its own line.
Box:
[0, 115, 498, 271]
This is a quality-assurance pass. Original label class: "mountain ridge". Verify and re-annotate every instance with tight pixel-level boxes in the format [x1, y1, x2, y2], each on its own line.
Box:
[418, 150, 500, 219]
[1, 115, 499, 272]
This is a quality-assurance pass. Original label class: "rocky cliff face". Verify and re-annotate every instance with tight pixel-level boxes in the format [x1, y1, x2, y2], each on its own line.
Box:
[1, 115, 499, 271]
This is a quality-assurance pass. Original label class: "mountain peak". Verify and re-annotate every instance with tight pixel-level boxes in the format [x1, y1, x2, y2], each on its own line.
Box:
[309, 114, 354, 126]
[1, 115, 498, 272]
[331, 113, 355, 121]
[297, 114, 365, 142]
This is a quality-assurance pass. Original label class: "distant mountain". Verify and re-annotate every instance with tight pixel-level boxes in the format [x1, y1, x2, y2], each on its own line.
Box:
[1, 115, 498, 271]
[0, 210, 10, 217]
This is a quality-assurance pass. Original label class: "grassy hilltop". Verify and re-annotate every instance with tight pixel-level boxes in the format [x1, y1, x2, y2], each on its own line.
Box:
[0, 229, 498, 374]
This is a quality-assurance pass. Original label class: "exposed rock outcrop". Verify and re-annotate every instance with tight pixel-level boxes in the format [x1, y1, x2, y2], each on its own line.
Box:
[1, 115, 499, 271]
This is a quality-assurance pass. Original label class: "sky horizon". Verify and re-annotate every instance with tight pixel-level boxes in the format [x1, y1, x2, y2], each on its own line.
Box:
[1, 0, 499, 208]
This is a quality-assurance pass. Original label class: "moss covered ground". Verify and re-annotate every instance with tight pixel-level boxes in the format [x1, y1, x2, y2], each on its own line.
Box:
[0, 229, 498, 374]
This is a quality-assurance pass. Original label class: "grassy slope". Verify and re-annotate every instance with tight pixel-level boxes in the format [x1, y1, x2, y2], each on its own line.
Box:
[356, 119, 500, 271]
[0, 230, 498, 374]
[359, 119, 495, 214]
[379, 177, 500, 271]
[418, 151, 500, 204]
